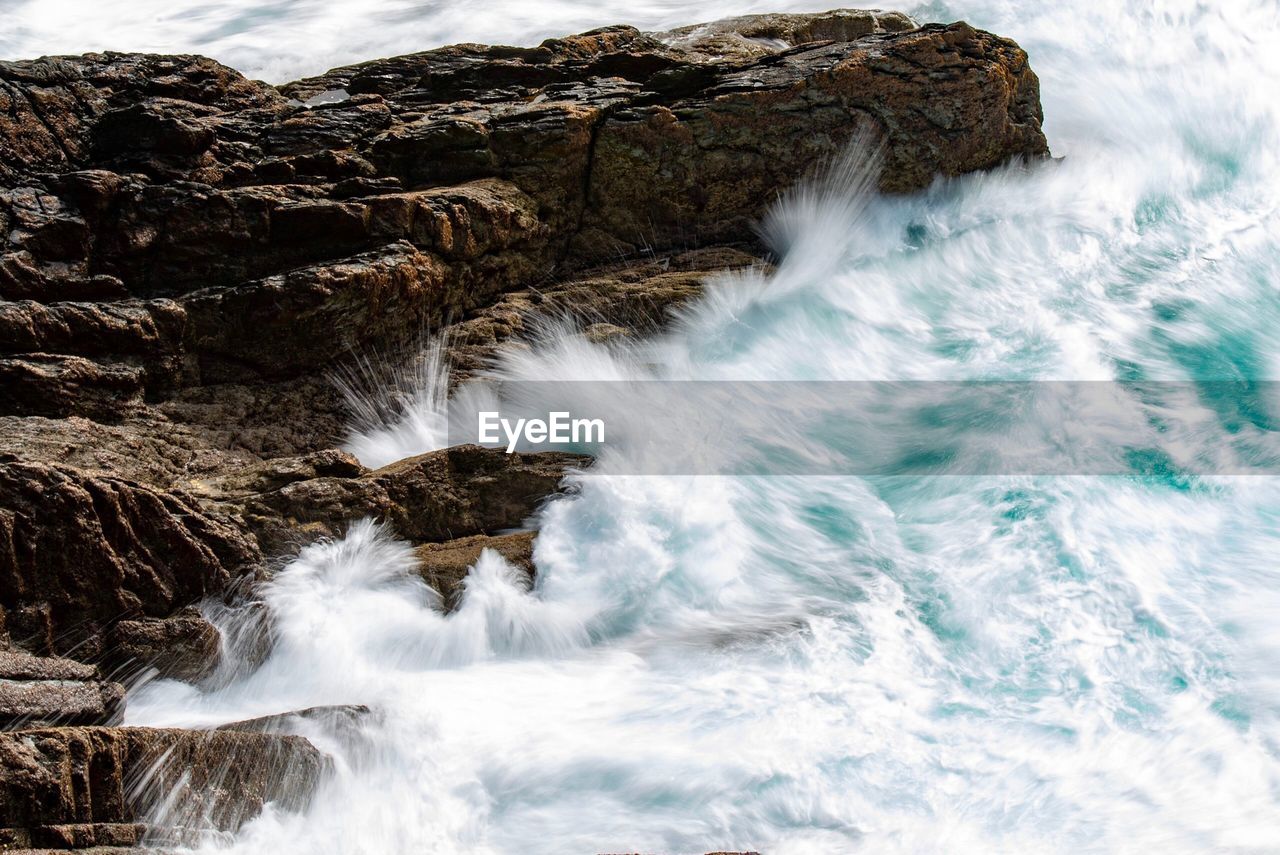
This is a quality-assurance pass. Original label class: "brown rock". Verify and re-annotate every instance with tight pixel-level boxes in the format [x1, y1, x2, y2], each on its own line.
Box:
[0, 52, 284, 183]
[445, 246, 761, 380]
[0, 11, 1045, 436]
[181, 241, 448, 383]
[188, 448, 368, 501]
[0, 679, 123, 729]
[218, 704, 371, 734]
[0, 820, 146, 850]
[659, 9, 917, 62]
[0, 354, 146, 421]
[0, 649, 125, 728]
[244, 444, 586, 550]
[0, 726, 327, 835]
[2, 13, 1044, 304]
[576, 22, 1045, 257]
[0, 650, 98, 682]
[0, 459, 261, 657]
[415, 531, 536, 610]
[105, 607, 221, 682]
[0, 412, 261, 489]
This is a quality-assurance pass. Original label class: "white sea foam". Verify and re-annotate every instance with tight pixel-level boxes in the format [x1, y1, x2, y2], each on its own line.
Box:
[121, 0, 1280, 851]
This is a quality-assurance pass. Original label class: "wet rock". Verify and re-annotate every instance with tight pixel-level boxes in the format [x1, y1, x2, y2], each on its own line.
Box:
[414, 531, 536, 610]
[181, 241, 447, 383]
[0, 298, 186, 364]
[0, 678, 123, 729]
[0, 354, 146, 421]
[218, 704, 371, 734]
[0, 459, 261, 657]
[658, 9, 917, 62]
[0, 52, 283, 190]
[105, 607, 222, 682]
[92, 98, 218, 161]
[244, 445, 586, 551]
[0, 650, 99, 682]
[2, 13, 1044, 303]
[445, 246, 761, 380]
[0, 820, 146, 850]
[0, 412, 261, 489]
[0, 298, 189, 405]
[0, 11, 1045, 437]
[189, 448, 368, 501]
[576, 22, 1045, 257]
[0, 726, 327, 837]
[156, 376, 353, 461]
[0, 651, 124, 728]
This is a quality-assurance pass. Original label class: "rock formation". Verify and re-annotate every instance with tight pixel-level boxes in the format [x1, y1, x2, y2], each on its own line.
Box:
[0, 726, 326, 849]
[0, 9, 1047, 849]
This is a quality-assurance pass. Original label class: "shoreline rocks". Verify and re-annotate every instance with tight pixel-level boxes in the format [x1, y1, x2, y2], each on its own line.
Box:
[0, 651, 124, 729]
[0, 726, 327, 847]
[0, 8, 1048, 848]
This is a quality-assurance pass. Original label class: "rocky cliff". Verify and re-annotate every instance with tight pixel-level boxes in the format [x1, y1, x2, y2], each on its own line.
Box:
[0, 9, 1046, 849]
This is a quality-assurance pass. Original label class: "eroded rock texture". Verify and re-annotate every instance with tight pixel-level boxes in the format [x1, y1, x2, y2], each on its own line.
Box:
[0, 8, 1045, 661]
[0, 726, 327, 848]
[0, 8, 1046, 848]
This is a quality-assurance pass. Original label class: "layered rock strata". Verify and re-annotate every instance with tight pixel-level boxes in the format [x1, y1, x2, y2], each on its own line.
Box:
[0, 9, 1046, 849]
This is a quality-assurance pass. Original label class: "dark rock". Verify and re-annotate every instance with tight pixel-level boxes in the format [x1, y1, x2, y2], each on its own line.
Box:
[189, 448, 368, 500]
[0, 459, 261, 657]
[0, 354, 146, 421]
[0, 298, 189, 401]
[0, 820, 146, 850]
[0, 412, 265, 489]
[105, 607, 221, 682]
[0, 678, 123, 729]
[0, 52, 284, 186]
[658, 9, 917, 62]
[181, 241, 448, 383]
[2, 13, 1044, 303]
[155, 376, 353, 461]
[92, 98, 219, 158]
[244, 444, 586, 551]
[0, 650, 98, 682]
[445, 246, 761, 380]
[0, 726, 327, 835]
[0, 11, 1045, 437]
[0, 650, 125, 729]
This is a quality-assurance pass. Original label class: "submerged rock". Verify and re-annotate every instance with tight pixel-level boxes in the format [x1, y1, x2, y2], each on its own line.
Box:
[217, 704, 371, 734]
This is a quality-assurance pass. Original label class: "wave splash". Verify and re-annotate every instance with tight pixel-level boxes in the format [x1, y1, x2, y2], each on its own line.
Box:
[125, 0, 1280, 852]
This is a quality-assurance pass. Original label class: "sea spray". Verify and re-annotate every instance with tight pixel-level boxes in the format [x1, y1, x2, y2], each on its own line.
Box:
[124, 0, 1280, 851]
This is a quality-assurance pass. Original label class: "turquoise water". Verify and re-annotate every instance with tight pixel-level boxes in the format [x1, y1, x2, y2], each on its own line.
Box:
[121, 0, 1280, 852]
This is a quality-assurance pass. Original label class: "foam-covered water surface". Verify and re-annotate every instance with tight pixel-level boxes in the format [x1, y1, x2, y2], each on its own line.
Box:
[119, 0, 1280, 851]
